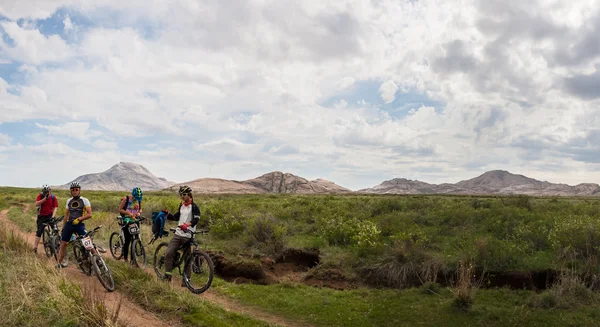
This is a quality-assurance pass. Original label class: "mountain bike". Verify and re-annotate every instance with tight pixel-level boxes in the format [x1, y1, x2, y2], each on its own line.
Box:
[109, 216, 147, 268]
[41, 216, 62, 259]
[70, 225, 115, 292]
[152, 228, 214, 294]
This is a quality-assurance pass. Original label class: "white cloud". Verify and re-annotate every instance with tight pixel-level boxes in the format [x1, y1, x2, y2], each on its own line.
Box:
[92, 139, 118, 150]
[379, 80, 398, 104]
[35, 122, 103, 141]
[63, 15, 74, 31]
[0, 22, 72, 64]
[1, 0, 600, 189]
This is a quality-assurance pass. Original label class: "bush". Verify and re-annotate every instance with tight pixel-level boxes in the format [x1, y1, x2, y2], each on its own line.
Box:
[501, 195, 532, 211]
[452, 260, 476, 311]
[474, 236, 526, 271]
[211, 214, 246, 239]
[357, 241, 443, 288]
[245, 214, 287, 257]
[548, 215, 600, 260]
[530, 271, 594, 309]
[318, 216, 381, 248]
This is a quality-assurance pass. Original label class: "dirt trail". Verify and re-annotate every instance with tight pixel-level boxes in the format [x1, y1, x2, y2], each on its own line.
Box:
[4, 206, 312, 327]
[0, 208, 178, 327]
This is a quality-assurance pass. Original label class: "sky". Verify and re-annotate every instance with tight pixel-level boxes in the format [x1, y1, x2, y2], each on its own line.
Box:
[1, 0, 600, 191]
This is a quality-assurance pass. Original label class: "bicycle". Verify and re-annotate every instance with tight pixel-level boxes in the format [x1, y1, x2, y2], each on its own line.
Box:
[109, 216, 147, 268]
[70, 225, 115, 292]
[41, 216, 62, 259]
[152, 228, 214, 294]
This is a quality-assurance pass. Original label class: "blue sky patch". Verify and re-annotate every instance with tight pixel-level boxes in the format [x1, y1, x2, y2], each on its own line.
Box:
[320, 79, 444, 119]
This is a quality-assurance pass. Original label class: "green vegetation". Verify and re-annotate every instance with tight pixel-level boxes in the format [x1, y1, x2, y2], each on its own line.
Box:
[110, 262, 271, 327]
[3, 187, 600, 326]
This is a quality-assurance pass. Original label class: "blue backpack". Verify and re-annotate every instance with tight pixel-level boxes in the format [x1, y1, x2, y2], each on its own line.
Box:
[151, 210, 169, 239]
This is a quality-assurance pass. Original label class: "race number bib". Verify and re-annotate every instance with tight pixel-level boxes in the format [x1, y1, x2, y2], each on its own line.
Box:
[82, 236, 94, 250]
[128, 225, 140, 234]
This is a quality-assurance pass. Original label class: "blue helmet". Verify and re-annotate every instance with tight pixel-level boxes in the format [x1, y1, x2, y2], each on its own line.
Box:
[132, 187, 143, 202]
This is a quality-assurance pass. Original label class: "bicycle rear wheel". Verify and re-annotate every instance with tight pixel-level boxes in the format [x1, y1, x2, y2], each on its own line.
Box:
[73, 245, 92, 275]
[109, 232, 123, 260]
[42, 229, 52, 257]
[153, 242, 170, 279]
[183, 251, 214, 294]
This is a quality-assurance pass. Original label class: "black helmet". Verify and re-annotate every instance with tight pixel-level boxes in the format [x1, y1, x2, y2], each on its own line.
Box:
[41, 184, 51, 193]
[178, 185, 192, 196]
[70, 182, 81, 189]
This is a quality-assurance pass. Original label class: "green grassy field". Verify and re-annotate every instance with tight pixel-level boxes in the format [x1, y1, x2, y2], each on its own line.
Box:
[3, 187, 600, 326]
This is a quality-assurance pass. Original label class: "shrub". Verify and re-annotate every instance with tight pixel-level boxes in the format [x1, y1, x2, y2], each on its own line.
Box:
[452, 260, 477, 311]
[318, 216, 380, 248]
[245, 214, 287, 257]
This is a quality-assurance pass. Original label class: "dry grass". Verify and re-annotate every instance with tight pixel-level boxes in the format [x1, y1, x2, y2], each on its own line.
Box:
[0, 224, 124, 327]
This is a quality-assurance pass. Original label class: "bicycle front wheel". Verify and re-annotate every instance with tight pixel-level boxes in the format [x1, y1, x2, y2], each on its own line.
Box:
[91, 254, 115, 292]
[131, 239, 147, 268]
[183, 251, 214, 294]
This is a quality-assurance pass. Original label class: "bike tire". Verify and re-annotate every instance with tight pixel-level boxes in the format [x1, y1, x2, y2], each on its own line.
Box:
[109, 232, 123, 260]
[153, 242, 169, 279]
[42, 229, 52, 257]
[73, 245, 92, 276]
[183, 251, 214, 294]
[50, 234, 60, 260]
[131, 239, 147, 269]
[91, 254, 115, 292]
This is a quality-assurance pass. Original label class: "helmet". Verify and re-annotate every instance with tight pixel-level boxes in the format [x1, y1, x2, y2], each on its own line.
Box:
[70, 182, 81, 189]
[178, 185, 192, 196]
[132, 187, 143, 202]
[41, 184, 51, 193]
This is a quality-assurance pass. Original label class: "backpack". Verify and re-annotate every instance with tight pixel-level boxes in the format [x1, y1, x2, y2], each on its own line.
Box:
[151, 210, 169, 239]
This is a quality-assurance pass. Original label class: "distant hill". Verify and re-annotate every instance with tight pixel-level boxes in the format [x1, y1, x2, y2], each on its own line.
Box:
[169, 171, 352, 194]
[56, 162, 175, 191]
[360, 170, 600, 196]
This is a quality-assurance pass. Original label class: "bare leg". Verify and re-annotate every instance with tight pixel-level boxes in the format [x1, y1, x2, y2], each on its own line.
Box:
[56, 241, 68, 266]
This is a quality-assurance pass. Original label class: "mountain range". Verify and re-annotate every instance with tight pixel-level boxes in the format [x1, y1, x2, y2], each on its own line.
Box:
[358, 170, 600, 196]
[55, 163, 600, 196]
[54, 162, 174, 191]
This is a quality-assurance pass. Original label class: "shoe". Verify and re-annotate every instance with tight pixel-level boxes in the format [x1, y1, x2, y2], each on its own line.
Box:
[162, 273, 172, 282]
[33, 248, 37, 254]
[56, 263, 62, 269]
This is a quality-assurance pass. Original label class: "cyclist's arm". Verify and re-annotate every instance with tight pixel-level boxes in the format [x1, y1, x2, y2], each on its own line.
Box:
[35, 194, 46, 206]
[80, 205, 92, 222]
[118, 197, 132, 217]
[190, 204, 200, 227]
[63, 210, 69, 225]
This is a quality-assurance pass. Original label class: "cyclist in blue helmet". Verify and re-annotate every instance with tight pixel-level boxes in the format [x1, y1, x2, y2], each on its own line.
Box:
[117, 187, 143, 263]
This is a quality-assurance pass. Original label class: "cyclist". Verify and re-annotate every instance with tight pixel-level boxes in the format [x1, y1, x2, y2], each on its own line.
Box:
[33, 184, 58, 254]
[163, 185, 201, 282]
[117, 187, 143, 263]
[56, 182, 92, 268]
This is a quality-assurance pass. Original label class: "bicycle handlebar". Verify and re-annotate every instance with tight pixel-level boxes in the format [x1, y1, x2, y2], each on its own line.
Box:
[68, 225, 103, 244]
[169, 228, 209, 235]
